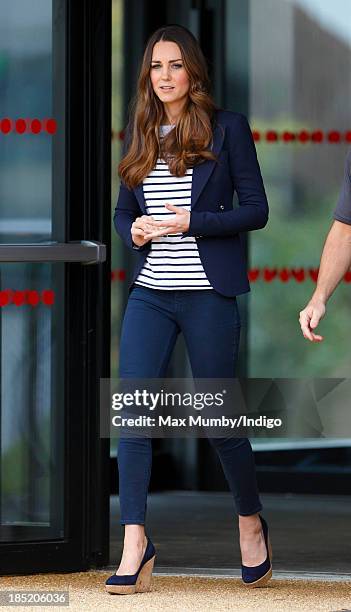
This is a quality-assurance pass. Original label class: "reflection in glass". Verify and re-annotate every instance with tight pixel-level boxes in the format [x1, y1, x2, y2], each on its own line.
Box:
[249, 0, 351, 379]
[0, 0, 52, 243]
[0, 263, 64, 542]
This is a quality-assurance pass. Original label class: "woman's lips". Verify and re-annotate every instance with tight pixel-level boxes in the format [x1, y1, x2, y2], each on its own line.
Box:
[160, 86, 174, 90]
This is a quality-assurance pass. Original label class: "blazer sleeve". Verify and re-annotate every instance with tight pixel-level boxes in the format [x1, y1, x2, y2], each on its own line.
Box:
[183, 114, 269, 238]
[113, 125, 150, 252]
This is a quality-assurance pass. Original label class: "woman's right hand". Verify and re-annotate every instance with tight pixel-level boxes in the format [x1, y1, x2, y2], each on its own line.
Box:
[131, 215, 158, 247]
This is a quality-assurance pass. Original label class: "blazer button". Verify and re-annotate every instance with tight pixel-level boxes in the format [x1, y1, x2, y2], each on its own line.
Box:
[219, 205, 224, 210]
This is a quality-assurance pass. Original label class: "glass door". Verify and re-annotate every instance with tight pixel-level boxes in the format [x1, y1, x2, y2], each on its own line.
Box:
[220, 0, 351, 491]
[0, 0, 111, 573]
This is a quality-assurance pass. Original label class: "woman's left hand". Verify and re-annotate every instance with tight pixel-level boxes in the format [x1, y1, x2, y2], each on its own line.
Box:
[143, 203, 190, 239]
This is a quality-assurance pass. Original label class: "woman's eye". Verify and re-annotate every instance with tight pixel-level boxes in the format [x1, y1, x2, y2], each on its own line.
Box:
[151, 64, 183, 69]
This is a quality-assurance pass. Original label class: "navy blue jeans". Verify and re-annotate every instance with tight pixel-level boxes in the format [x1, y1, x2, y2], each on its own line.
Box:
[117, 285, 263, 524]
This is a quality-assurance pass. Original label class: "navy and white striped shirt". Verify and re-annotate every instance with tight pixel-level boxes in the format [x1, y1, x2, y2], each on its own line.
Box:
[134, 124, 213, 290]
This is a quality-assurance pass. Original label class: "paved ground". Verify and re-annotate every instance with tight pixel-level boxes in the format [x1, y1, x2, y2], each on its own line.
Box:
[1, 572, 351, 611]
[2, 492, 349, 611]
[110, 491, 351, 574]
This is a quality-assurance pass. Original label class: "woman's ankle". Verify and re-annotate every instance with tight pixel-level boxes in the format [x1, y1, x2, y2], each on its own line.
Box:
[123, 524, 146, 545]
[238, 513, 261, 533]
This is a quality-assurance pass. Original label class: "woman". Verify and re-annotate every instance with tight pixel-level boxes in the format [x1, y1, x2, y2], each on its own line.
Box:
[106, 24, 271, 595]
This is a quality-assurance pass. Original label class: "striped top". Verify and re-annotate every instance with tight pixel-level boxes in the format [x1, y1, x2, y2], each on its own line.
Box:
[134, 124, 213, 291]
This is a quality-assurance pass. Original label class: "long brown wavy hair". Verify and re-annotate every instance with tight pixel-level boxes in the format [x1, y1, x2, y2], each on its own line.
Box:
[119, 24, 220, 189]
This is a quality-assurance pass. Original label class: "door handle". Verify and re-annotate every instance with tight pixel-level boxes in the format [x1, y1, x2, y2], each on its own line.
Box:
[0, 241, 106, 264]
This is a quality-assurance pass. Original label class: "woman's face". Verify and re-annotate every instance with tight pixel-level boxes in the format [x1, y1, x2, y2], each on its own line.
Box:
[150, 41, 190, 113]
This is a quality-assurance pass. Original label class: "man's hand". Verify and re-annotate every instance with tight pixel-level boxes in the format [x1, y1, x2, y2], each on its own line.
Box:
[143, 203, 190, 240]
[299, 299, 326, 342]
[298, 220, 351, 343]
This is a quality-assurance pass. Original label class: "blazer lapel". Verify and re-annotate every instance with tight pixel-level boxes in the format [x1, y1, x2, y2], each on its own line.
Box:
[133, 182, 147, 214]
[133, 116, 225, 213]
[191, 122, 225, 209]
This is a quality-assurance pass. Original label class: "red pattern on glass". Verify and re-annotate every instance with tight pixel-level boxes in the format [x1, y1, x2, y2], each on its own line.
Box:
[110, 268, 351, 284]
[0, 118, 57, 134]
[0, 290, 55, 307]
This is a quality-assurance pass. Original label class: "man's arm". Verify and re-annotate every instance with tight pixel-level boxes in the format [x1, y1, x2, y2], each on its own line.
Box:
[299, 220, 351, 341]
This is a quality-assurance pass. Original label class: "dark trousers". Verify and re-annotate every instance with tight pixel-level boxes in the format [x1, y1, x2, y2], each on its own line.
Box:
[117, 285, 263, 524]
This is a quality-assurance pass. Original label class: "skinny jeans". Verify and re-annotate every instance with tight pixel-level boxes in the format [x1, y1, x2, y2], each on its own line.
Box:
[117, 284, 263, 524]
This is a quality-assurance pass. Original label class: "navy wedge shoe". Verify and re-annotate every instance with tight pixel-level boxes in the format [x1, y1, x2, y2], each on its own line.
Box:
[105, 536, 156, 595]
[241, 515, 272, 587]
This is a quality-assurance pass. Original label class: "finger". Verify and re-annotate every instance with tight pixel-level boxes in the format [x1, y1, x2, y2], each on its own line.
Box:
[158, 223, 178, 231]
[146, 225, 158, 234]
[310, 313, 321, 329]
[150, 219, 171, 227]
[145, 222, 174, 232]
[298, 312, 310, 328]
[151, 218, 177, 226]
[302, 332, 313, 342]
[143, 218, 162, 226]
[137, 216, 157, 226]
[144, 229, 173, 238]
[143, 228, 174, 239]
[301, 320, 324, 342]
[302, 328, 314, 342]
[143, 222, 168, 231]
[141, 223, 158, 232]
[299, 312, 313, 340]
[131, 228, 145, 237]
[165, 203, 182, 213]
[145, 227, 172, 236]
[140, 215, 155, 222]
[136, 220, 160, 232]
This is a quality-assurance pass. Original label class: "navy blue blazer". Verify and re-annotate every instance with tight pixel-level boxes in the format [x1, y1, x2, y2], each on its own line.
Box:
[113, 109, 269, 297]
